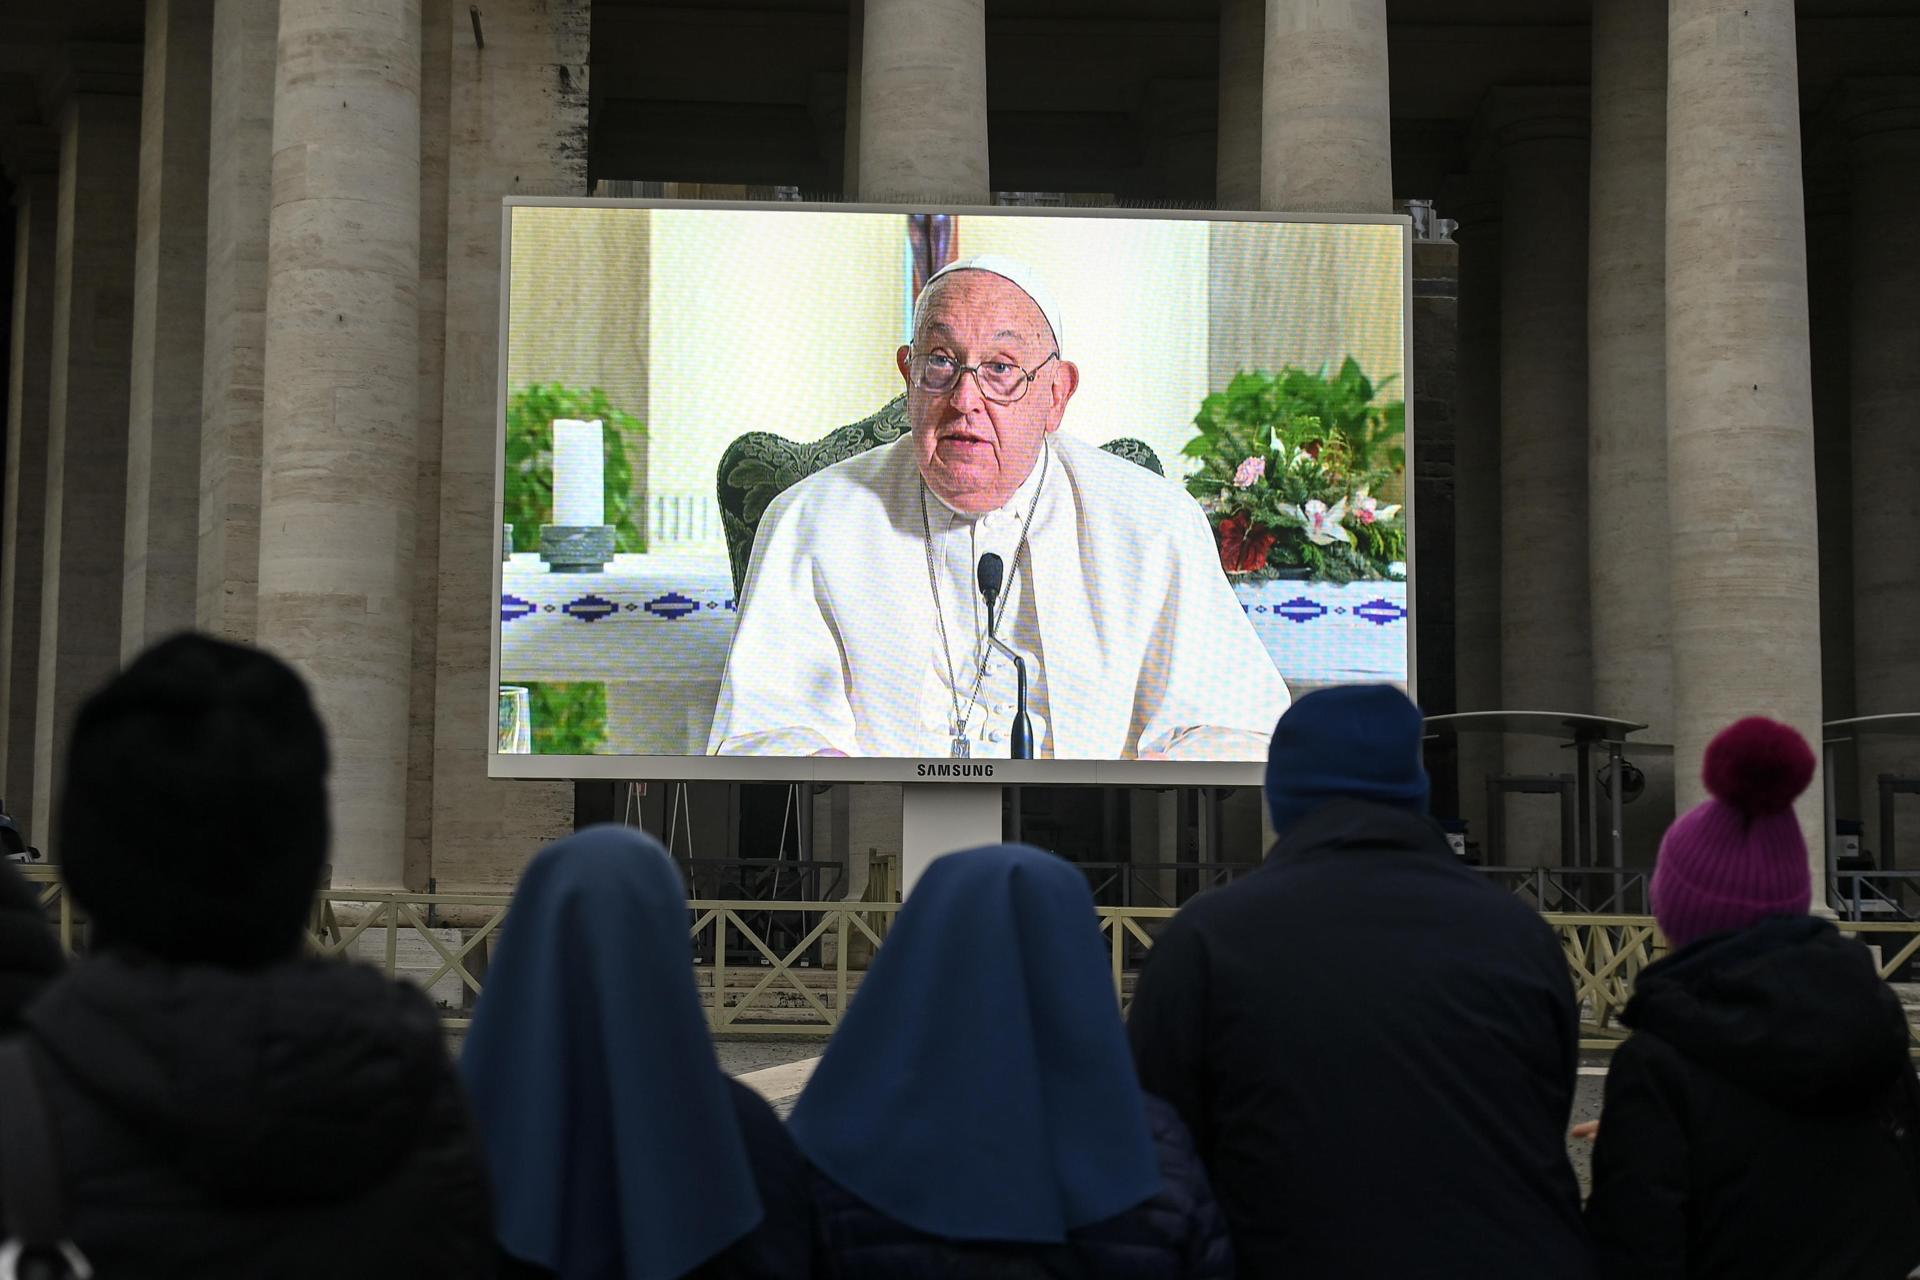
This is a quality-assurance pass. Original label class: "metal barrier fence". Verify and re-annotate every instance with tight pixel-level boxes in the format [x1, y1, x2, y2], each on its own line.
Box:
[19, 868, 1919, 1053]
[1479, 867, 1651, 916]
[1077, 862, 1259, 909]
[1832, 870, 1920, 923]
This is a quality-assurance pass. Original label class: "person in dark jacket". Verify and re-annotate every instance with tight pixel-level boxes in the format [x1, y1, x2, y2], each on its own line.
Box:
[789, 843, 1232, 1280]
[10, 632, 493, 1276]
[1585, 717, 1920, 1280]
[462, 825, 813, 1280]
[0, 855, 62, 1029]
[1128, 684, 1594, 1280]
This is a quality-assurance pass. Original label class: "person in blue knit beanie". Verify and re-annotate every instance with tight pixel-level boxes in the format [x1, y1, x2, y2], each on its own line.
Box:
[1130, 683, 1596, 1280]
[1263, 683, 1431, 834]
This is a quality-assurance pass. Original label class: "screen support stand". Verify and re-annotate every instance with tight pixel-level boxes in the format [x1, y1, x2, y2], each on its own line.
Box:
[899, 785, 1003, 896]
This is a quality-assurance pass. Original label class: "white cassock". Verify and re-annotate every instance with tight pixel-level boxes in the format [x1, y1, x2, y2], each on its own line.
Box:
[707, 433, 1292, 760]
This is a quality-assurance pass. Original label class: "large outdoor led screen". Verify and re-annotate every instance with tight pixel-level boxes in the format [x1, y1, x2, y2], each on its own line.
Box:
[491, 200, 1412, 784]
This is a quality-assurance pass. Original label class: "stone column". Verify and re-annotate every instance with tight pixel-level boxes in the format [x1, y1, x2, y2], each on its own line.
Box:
[1445, 175, 1501, 854]
[1488, 88, 1590, 863]
[260, 0, 421, 887]
[1260, 0, 1391, 212]
[1803, 138, 1853, 832]
[197, 0, 277, 643]
[408, 0, 450, 889]
[1215, 0, 1262, 209]
[1666, 0, 1823, 872]
[1840, 79, 1920, 865]
[427, 0, 583, 889]
[857, 0, 987, 204]
[123, 0, 214, 660]
[842, 0, 862, 198]
[33, 53, 143, 846]
[0, 144, 58, 838]
[1410, 234, 1458, 805]
[1588, 0, 1671, 866]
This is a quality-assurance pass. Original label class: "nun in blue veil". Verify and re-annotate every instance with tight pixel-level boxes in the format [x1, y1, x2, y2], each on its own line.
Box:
[461, 826, 813, 1280]
[789, 844, 1232, 1280]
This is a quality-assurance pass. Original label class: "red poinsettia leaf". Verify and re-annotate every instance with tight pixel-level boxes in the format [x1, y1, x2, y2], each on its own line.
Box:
[1216, 513, 1277, 574]
[1240, 523, 1277, 573]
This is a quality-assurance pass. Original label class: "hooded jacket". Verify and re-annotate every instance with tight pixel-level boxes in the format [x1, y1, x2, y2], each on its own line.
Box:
[11, 951, 493, 1278]
[1585, 915, 1920, 1280]
[1129, 799, 1595, 1280]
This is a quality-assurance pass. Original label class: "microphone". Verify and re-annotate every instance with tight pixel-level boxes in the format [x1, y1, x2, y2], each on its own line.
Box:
[976, 552, 1004, 628]
[975, 553, 1033, 759]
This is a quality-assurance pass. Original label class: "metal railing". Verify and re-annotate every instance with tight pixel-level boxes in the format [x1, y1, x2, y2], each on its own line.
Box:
[1481, 867, 1651, 916]
[18, 868, 1918, 1054]
[1832, 871, 1920, 925]
[1551, 914, 1663, 1047]
[1076, 862, 1259, 909]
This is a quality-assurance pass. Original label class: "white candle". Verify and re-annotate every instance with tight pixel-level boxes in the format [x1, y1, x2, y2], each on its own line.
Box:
[552, 418, 606, 527]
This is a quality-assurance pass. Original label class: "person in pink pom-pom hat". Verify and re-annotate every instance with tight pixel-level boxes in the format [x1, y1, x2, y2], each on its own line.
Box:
[1647, 715, 1819, 948]
[1585, 717, 1920, 1280]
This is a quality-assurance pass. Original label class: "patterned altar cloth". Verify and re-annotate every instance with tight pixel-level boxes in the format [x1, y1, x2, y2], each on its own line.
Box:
[499, 552, 738, 685]
[1232, 578, 1410, 692]
[498, 554, 1409, 750]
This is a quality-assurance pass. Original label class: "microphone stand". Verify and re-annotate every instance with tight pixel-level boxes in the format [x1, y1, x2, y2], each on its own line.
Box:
[983, 597, 1034, 760]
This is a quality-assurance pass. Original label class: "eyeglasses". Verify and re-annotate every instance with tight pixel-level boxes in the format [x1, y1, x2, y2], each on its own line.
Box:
[908, 350, 1061, 405]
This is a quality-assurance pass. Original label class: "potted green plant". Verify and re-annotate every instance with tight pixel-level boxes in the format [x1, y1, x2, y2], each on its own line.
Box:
[503, 384, 647, 554]
[1183, 360, 1406, 584]
[503, 384, 647, 755]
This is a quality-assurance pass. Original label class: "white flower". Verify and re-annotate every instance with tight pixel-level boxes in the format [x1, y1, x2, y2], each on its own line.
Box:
[1350, 487, 1401, 526]
[1287, 498, 1352, 546]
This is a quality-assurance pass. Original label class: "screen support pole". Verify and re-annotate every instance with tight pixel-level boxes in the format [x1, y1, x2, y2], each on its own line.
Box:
[899, 785, 1003, 895]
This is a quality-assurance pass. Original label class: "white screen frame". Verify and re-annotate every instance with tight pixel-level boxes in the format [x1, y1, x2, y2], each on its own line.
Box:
[489, 197, 1416, 785]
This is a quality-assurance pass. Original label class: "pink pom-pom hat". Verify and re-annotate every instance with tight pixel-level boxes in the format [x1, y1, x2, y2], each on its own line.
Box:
[1650, 717, 1817, 949]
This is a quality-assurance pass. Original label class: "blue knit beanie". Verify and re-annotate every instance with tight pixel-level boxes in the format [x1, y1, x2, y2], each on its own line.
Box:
[1265, 684, 1430, 835]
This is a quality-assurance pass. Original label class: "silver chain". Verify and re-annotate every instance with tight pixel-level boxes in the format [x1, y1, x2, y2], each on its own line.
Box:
[920, 443, 1050, 745]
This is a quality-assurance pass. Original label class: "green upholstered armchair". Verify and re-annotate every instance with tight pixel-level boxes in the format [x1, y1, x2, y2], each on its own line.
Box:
[716, 394, 1166, 594]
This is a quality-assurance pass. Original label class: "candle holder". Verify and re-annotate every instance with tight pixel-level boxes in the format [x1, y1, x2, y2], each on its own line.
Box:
[539, 524, 615, 573]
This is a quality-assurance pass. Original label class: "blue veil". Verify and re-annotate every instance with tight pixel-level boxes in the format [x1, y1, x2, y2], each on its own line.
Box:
[788, 843, 1161, 1242]
[460, 826, 762, 1279]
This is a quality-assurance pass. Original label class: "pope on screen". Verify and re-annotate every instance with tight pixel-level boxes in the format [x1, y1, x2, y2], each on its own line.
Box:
[708, 254, 1292, 760]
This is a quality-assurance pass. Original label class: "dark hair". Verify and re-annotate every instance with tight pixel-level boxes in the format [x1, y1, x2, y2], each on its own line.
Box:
[58, 633, 330, 968]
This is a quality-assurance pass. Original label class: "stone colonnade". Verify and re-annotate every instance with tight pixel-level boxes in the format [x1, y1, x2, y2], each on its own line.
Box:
[1586, 0, 1672, 860]
[0, 1, 1886, 888]
[1841, 80, 1920, 854]
[0, 0, 583, 884]
[1451, 0, 1848, 887]
[1488, 87, 1591, 865]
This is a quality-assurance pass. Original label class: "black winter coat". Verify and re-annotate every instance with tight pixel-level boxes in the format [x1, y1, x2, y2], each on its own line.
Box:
[808, 1093, 1233, 1280]
[500, 1077, 815, 1280]
[0, 858, 60, 1030]
[1129, 799, 1595, 1280]
[9, 951, 494, 1278]
[1585, 915, 1920, 1280]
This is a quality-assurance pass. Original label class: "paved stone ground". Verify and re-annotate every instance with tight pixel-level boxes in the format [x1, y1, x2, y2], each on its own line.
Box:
[1569, 1069, 1605, 1197]
[715, 1039, 827, 1079]
[712, 1039, 1613, 1179]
